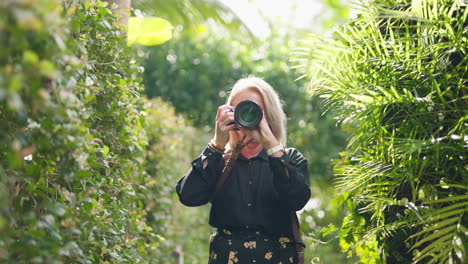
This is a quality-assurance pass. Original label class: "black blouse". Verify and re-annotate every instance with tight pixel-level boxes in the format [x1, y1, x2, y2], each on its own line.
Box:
[176, 146, 311, 235]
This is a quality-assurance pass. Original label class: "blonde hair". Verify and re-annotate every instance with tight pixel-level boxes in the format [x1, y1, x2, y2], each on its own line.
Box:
[226, 76, 287, 148]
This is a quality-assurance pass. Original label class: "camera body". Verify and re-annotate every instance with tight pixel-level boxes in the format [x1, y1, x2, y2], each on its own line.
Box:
[227, 99, 263, 129]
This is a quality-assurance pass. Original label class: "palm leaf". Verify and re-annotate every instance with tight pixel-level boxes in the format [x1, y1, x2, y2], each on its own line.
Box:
[295, 0, 467, 262]
[408, 195, 467, 263]
[132, 0, 255, 40]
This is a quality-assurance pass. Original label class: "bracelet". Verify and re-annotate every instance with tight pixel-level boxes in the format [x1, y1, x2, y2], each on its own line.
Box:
[208, 143, 224, 154]
[210, 139, 226, 152]
[267, 144, 284, 156]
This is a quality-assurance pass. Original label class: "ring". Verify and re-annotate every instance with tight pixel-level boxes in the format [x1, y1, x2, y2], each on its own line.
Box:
[224, 109, 234, 113]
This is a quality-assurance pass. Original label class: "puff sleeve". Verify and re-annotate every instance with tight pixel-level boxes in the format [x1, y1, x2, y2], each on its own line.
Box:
[268, 148, 311, 211]
[176, 146, 224, 206]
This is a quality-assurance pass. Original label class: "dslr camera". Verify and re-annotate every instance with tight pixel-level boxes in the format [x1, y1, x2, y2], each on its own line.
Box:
[226, 99, 263, 129]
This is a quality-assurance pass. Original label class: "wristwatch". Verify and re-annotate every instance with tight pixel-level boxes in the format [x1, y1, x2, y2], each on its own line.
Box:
[267, 144, 285, 156]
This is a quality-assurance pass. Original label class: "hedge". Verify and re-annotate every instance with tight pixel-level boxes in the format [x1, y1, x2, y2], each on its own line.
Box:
[0, 0, 194, 262]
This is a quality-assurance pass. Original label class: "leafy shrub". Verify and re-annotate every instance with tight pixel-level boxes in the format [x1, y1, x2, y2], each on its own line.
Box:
[0, 0, 173, 262]
[143, 97, 211, 263]
[297, 0, 467, 263]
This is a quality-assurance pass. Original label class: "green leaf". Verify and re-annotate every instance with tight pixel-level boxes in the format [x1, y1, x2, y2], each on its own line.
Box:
[411, 225, 456, 249]
[425, 195, 468, 204]
[349, 94, 376, 104]
[102, 145, 109, 157]
[48, 202, 67, 217]
[23, 50, 39, 65]
[322, 223, 337, 236]
[127, 17, 173, 46]
[413, 233, 453, 262]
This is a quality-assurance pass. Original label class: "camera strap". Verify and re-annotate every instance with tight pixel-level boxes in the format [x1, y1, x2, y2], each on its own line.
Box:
[212, 135, 252, 200]
[284, 168, 306, 264]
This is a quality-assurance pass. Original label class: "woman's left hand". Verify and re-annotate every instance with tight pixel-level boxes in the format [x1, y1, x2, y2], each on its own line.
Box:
[240, 116, 279, 149]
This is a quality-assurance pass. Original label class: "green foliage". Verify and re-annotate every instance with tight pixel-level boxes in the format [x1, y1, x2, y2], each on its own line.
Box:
[142, 29, 347, 180]
[299, 182, 360, 263]
[296, 0, 467, 263]
[142, 32, 249, 128]
[0, 0, 180, 262]
[321, 0, 351, 29]
[143, 98, 211, 263]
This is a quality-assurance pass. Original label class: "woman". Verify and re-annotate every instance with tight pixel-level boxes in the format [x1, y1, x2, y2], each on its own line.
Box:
[176, 76, 310, 264]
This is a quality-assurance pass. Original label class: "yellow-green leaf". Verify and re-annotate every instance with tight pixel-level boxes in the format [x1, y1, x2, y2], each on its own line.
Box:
[102, 145, 109, 156]
[349, 94, 375, 104]
[127, 17, 173, 46]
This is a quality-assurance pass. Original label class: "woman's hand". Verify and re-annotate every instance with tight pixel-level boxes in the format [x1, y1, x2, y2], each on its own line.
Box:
[213, 105, 237, 148]
[241, 115, 279, 149]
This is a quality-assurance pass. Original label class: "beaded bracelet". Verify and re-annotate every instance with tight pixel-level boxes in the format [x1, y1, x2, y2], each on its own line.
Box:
[209, 139, 225, 152]
[208, 143, 224, 154]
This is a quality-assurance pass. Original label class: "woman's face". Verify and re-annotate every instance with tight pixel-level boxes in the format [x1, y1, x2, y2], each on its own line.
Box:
[230, 88, 266, 142]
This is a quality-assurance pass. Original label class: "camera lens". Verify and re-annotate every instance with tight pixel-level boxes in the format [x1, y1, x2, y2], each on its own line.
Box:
[234, 100, 263, 128]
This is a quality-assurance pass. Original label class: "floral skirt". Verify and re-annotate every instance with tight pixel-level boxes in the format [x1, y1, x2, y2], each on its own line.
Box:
[208, 228, 298, 264]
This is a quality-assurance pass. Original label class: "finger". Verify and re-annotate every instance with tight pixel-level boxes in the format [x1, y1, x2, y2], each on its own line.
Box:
[239, 127, 251, 137]
[240, 125, 261, 142]
[225, 122, 238, 131]
[216, 105, 232, 120]
[218, 111, 234, 125]
[220, 121, 237, 132]
[216, 105, 235, 120]
[258, 115, 271, 132]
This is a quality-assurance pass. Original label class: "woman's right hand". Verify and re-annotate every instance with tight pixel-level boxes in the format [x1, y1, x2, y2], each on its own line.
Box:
[213, 105, 237, 148]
